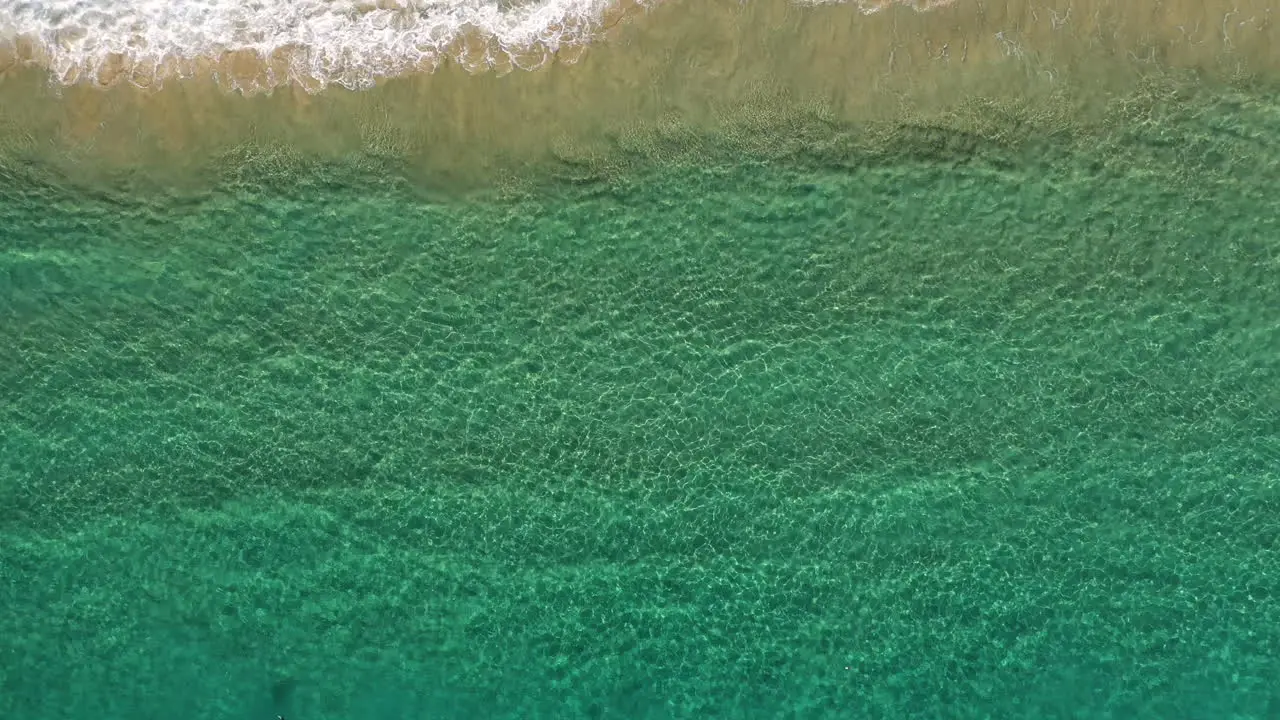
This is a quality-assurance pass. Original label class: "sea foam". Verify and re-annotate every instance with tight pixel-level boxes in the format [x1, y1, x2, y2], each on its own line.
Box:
[0, 0, 946, 92]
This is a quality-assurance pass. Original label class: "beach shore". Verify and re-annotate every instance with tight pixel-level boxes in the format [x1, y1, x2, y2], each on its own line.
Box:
[1, 0, 1275, 190]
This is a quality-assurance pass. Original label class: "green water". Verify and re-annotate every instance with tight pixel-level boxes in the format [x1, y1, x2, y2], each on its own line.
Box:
[2, 83, 1279, 719]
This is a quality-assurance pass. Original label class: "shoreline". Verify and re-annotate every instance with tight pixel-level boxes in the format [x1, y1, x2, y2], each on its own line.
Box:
[1, 0, 1276, 194]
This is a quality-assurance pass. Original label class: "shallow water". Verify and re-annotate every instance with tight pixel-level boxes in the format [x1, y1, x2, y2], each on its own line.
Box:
[2, 1, 1279, 718]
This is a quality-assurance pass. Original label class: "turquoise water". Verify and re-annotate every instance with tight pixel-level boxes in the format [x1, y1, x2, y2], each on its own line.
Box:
[2, 81, 1279, 718]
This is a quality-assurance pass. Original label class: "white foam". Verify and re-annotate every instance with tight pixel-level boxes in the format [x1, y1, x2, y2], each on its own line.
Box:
[0, 0, 645, 90]
[0, 0, 949, 92]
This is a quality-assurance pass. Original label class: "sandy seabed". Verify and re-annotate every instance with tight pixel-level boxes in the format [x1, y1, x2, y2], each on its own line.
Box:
[0, 0, 1276, 189]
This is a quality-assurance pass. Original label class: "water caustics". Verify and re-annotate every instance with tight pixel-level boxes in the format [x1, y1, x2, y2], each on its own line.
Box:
[0, 0, 951, 92]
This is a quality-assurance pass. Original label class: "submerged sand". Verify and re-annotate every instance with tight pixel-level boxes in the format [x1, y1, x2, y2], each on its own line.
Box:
[0, 0, 1276, 190]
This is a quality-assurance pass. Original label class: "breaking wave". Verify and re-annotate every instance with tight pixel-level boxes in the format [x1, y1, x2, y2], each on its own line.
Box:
[0, 0, 953, 93]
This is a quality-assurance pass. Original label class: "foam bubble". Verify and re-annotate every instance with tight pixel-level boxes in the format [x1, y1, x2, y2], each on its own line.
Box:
[0, 0, 950, 92]
[0, 0, 652, 91]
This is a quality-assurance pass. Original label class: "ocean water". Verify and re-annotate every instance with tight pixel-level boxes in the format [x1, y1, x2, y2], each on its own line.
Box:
[2, 1, 1280, 718]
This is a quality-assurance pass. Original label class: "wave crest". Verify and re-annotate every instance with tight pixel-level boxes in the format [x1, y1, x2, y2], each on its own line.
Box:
[0, 0, 949, 93]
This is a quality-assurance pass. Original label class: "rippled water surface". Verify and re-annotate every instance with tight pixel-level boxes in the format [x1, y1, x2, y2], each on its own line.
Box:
[2, 1, 1279, 717]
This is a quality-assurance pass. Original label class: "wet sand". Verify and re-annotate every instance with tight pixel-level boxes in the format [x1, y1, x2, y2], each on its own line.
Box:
[0, 0, 1276, 191]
